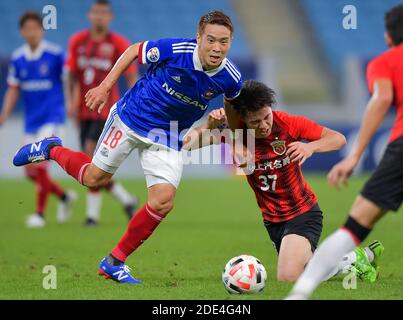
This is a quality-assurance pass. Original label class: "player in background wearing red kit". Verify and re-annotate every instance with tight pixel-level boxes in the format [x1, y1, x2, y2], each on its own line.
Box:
[286, 4, 403, 300]
[65, 0, 139, 226]
[185, 80, 382, 282]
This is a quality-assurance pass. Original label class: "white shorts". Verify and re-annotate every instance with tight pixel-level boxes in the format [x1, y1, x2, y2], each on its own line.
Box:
[92, 105, 183, 189]
[24, 123, 64, 144]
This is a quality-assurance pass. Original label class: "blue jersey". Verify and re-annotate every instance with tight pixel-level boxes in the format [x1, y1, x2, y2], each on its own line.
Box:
[117, 38, 242, 150]
[7, 40, 65, 133]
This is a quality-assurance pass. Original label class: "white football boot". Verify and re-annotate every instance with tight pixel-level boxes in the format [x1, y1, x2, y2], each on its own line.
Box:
[26, 213, 45, 228]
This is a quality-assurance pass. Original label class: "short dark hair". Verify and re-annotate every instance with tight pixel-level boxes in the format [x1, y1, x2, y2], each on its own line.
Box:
[94, 0, 110, 6]
[198, 11, 234, 35]
[231, 80, 276, 118]
[385, 4, 403, 45]
[19, 11, 42, 29]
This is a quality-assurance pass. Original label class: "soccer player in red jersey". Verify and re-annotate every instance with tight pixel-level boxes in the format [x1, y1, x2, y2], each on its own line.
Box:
[65, 0, 139, 225]
[286, 5, 403, 300]
[186, 80, 379, 281]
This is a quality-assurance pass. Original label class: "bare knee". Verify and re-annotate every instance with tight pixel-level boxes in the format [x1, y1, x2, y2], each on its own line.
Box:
[148, 197, 174, 215]
[148, 184, 176, 215]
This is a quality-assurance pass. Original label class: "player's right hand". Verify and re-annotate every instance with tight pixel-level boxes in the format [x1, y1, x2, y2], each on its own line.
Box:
[85, 83, 110, 114]
[327, 156, 358, 190]
[207, 108, 227, 129]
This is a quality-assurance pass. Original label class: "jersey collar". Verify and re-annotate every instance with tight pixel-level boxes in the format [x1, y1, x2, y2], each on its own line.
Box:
[23, 40, 46, 61]
[192, 45, 227, 77]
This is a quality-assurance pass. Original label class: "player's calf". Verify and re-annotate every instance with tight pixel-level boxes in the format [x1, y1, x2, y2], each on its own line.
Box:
[277, 269, 303, 282]
[81, 164, 113, 189]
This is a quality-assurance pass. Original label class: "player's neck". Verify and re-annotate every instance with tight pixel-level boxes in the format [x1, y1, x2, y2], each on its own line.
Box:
[90, 28, 108, 41]
[202, 64, 220, 71]
[27, 41, 42, 53]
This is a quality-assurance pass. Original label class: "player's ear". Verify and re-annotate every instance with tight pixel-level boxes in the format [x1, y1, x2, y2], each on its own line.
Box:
[196, 32, 201, 45]
[385, 32, 394, 48]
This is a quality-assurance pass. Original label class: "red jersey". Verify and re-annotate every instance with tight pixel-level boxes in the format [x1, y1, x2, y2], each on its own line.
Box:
[244, 111, 323, 223]
[367, 45, 403, 143]
[65, 30, 137, 120]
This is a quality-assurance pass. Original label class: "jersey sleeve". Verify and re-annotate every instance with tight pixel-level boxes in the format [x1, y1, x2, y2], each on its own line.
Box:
[114, 35, 138, 75]
[65, 35, 78, 74]
[6, 59, 19, 87]
[138, 38, 175, 65]
[280, 112, 324, 141]
[366, 56, 392, 94]
[223, 60, 242, 100]
[224, 78, 242, 100]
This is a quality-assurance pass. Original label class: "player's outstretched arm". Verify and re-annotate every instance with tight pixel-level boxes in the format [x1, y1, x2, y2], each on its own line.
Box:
[63, 72, 80, 120]
[328, 79, 393, 189]
[85, 42, 141, 114]
[287, 127, 346, 166]
[224, 98, 240, 131]
[182, 108, 227, 150]
[0, 86, 20, 125]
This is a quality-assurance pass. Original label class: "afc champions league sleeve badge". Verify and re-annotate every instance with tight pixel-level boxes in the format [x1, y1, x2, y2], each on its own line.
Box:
[147, 47, 160, 63]
[270, 140, 286, 156]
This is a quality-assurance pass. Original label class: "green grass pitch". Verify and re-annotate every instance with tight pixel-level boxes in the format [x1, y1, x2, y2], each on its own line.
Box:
[0, 176, 402, 300]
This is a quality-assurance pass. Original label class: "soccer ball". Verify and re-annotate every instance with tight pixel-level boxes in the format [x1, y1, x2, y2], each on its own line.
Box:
[222, 254, 267, 294]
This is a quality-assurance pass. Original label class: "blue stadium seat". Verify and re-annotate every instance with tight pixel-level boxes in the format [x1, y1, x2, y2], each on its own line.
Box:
[301, 0, 401, 76]
[0, 0, 251, 59]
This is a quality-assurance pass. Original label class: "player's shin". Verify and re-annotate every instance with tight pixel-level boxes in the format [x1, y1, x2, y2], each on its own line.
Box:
[50, 146, 92, 184]
[111, 204, 165, 262]
[288, 229, 358, 299]
[287, 217, 371, 299]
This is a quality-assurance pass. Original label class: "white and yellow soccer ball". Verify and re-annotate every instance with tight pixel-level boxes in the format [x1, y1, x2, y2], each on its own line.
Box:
[222, 254, 267, 294]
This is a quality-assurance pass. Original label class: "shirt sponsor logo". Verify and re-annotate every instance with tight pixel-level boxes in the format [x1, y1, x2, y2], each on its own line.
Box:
[147, 47, 160, 63]
[77, 56, 112, 70]
[255, 156, 291, 171]
[162, 83, 208, 110]
[21, 80, 53, 91]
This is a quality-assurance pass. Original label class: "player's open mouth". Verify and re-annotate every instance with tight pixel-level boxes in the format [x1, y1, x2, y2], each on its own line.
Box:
[259, 130, 269, 136]
[210, 55, 220, 63]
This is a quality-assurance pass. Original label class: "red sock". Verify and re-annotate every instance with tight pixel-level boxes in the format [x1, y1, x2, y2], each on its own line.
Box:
[50, 146, 91, 184]
[48, 180, 65, 198]
[25, 165, 51, 216]
[112, 204, 165, 262]
[35, 165, 65, 198]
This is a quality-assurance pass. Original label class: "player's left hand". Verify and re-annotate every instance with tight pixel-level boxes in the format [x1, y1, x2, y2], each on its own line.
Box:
[85, 83, 111, 114]
[286, 141, 314, 165]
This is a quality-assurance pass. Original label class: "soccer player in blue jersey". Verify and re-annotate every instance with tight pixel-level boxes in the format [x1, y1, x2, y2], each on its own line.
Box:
[0, 12, 76, 228]
[14, 11, 242, 283]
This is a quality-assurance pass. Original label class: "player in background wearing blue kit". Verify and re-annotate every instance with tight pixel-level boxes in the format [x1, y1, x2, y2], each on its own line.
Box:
[13, 11, 242, 282]
[0, 12, 76, 228]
